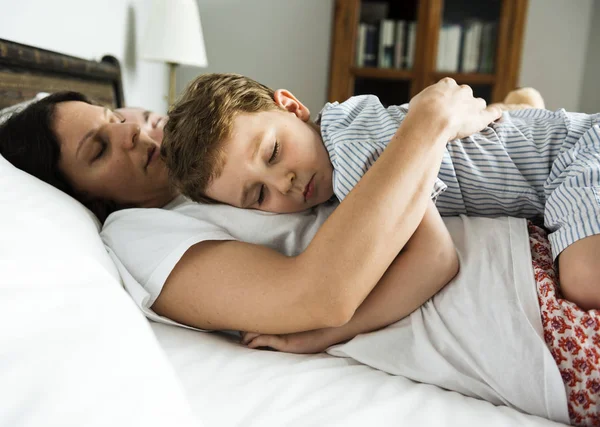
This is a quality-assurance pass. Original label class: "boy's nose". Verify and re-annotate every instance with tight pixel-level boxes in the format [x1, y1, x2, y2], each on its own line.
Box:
[274, 172, 295, 194]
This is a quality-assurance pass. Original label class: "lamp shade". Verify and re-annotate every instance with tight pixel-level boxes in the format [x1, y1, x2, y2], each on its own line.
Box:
[140, 0, 208, 67]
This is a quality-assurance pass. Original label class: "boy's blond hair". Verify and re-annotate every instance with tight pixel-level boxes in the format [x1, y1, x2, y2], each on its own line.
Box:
[162, 73, 281, 203]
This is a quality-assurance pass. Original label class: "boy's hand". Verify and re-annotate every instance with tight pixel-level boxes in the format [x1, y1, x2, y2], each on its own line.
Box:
[407, 77, 503, 141]
[240, 328, 341, 354]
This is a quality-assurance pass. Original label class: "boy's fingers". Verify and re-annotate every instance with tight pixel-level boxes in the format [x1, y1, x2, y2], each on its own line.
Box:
[483, 105, 503, 123]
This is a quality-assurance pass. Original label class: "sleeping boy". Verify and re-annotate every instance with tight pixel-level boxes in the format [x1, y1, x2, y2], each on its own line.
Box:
[161, 73, 600, 349]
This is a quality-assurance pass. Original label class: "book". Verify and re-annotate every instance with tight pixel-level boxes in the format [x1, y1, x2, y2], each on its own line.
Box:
[394, 20, 406, 69]
[436, 25, 448, 71]
[478, 22, 497, 73]
[405, 21, 417, 70]
[445, 24, 462, 72]
[378, 19, 395, 68]
[363, 24, 378, 68]
[356, 23, 367, 66]
[461, 20, 483, 73]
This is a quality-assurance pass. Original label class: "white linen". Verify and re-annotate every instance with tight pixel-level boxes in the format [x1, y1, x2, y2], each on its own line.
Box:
[0, 154, 199, 427]
[103, 192, 570, 424]
[152, 322, 565, 427]
[327, 216, 569, 424]
[0, 258, 199, 427]
[0, 154, 118, 278]
[101, 195, 338, 323]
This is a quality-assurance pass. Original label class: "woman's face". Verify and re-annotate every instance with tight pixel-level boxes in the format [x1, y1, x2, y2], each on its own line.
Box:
[54, 101, 177, 208]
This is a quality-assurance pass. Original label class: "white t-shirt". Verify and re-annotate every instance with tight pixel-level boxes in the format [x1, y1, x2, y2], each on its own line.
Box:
[327, 216, 569, 424]
[100, 197, 568, 423]
[101, 196, 337, 326]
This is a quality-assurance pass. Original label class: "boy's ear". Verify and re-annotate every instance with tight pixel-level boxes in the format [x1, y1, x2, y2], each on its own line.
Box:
[273, 89, 311, 122]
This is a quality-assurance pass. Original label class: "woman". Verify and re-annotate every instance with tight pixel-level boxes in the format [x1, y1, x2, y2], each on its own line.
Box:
[0, 79, 493, 332]
[0, 80, 596, 425]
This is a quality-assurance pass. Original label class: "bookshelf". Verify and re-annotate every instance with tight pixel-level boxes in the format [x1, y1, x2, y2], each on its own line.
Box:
[328, 0, 528, 105]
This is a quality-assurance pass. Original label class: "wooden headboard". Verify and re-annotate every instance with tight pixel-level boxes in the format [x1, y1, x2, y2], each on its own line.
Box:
[0, 38, 124, 109]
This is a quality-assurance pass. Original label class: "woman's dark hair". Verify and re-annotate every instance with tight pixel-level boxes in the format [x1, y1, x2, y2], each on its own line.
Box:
[0, 91, 115, 222]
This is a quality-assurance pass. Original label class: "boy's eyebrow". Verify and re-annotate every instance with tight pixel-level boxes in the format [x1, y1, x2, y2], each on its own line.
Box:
[239, 133, 264, 208]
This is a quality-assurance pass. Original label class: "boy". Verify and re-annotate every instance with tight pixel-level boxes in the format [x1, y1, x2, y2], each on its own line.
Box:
[162, 73, 600, 312]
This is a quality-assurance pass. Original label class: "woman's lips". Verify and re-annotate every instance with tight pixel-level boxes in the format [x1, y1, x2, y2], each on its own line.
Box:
[304, 175, 315, 202]
[146, 145, 157, 168]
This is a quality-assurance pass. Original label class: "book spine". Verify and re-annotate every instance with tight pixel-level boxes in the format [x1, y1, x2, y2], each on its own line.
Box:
[462, 20, 483, 73]
[364, 24, 378, 68]
[405, 21, 417, 70]
[446, 24, 462, 73]
[394, 20, 406, 69]
[461, 22, 474, 73]
[479, 22, 497, 73]
[356, 23, 367, 66]
[436, 26, 447, 71]
[378, 19, 395, 68]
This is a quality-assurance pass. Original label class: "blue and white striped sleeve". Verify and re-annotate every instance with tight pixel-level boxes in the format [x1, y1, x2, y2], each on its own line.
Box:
[319, 95, 447, 202]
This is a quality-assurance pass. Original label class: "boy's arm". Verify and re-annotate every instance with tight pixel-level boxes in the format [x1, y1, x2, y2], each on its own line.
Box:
[242, 201, 459, 353]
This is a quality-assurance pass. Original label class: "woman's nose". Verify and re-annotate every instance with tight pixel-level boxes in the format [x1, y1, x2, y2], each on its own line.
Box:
[109, 122, 140, 150]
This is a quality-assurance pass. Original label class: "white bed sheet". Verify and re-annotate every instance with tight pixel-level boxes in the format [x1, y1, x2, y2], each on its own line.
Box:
[151, 323, 566, 427]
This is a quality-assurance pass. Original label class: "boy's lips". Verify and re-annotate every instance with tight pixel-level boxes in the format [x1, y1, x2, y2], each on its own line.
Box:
[303, 174, 315, 202]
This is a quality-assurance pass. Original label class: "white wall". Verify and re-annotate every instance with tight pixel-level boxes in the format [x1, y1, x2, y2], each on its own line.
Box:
[0, 0, 169, 113]
[177, 0, 334, 116]
[519, 0, 594, 111]
[2, 0, 596, 114]
[579, 0, 600, 113]
[0, 0, 334, 116]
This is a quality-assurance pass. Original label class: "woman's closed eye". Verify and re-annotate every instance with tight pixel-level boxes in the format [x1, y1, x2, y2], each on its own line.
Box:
[93, 139, 107, 162]
[92, 112, 124, 162]
[113, 111, 126, 123]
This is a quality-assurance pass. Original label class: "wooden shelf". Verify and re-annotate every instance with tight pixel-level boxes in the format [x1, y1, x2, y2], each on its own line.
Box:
[351, 67, 414, 81]
[431, 72, 496, 85]
[328, 0, 529, 104]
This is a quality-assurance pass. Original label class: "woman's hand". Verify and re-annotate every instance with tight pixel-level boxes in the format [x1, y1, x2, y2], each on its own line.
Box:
[406, 78, 502, 141]
[240, 329, 340, 354]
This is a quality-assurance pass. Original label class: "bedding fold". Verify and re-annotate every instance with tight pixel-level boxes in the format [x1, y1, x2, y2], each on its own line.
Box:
[327, 216, 569, 424]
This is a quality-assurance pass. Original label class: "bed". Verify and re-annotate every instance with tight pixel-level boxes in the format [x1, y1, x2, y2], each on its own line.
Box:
[0, 38, 567, 427]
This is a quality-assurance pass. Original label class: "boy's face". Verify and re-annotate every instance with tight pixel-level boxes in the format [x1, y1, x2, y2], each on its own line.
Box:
[204, 90, 334, 213]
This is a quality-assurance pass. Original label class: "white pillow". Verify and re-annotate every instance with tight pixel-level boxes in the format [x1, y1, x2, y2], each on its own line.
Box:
[0, 258, 199, 427]
[0, 153, 117, 277]
[0, 149, 200, 425]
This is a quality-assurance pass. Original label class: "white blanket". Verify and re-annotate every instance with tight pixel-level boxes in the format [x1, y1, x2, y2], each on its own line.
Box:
[152, 322, 565, 426]
[327, 216, 569, 424]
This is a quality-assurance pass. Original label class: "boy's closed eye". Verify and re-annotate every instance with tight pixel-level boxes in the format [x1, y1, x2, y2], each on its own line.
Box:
[256, 140, 281, 206]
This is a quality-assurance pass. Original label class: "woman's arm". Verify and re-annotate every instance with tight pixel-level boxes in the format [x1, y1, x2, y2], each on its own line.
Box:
[241, 201, 459, 353]
[152, 79, 501, 334]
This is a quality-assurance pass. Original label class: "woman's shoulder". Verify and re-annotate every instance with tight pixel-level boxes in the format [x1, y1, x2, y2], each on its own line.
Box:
[101, 196, 233, 239]
[102, 196, 339, 260]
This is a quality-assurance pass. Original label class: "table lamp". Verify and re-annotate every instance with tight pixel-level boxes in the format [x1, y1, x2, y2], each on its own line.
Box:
[140, 0, 208, 106]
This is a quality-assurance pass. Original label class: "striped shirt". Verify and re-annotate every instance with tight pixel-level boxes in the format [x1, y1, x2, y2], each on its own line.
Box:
[318, 95, 600, 258]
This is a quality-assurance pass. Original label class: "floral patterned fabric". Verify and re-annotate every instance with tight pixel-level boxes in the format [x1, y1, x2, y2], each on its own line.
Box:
[529, 221, 600, 426]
